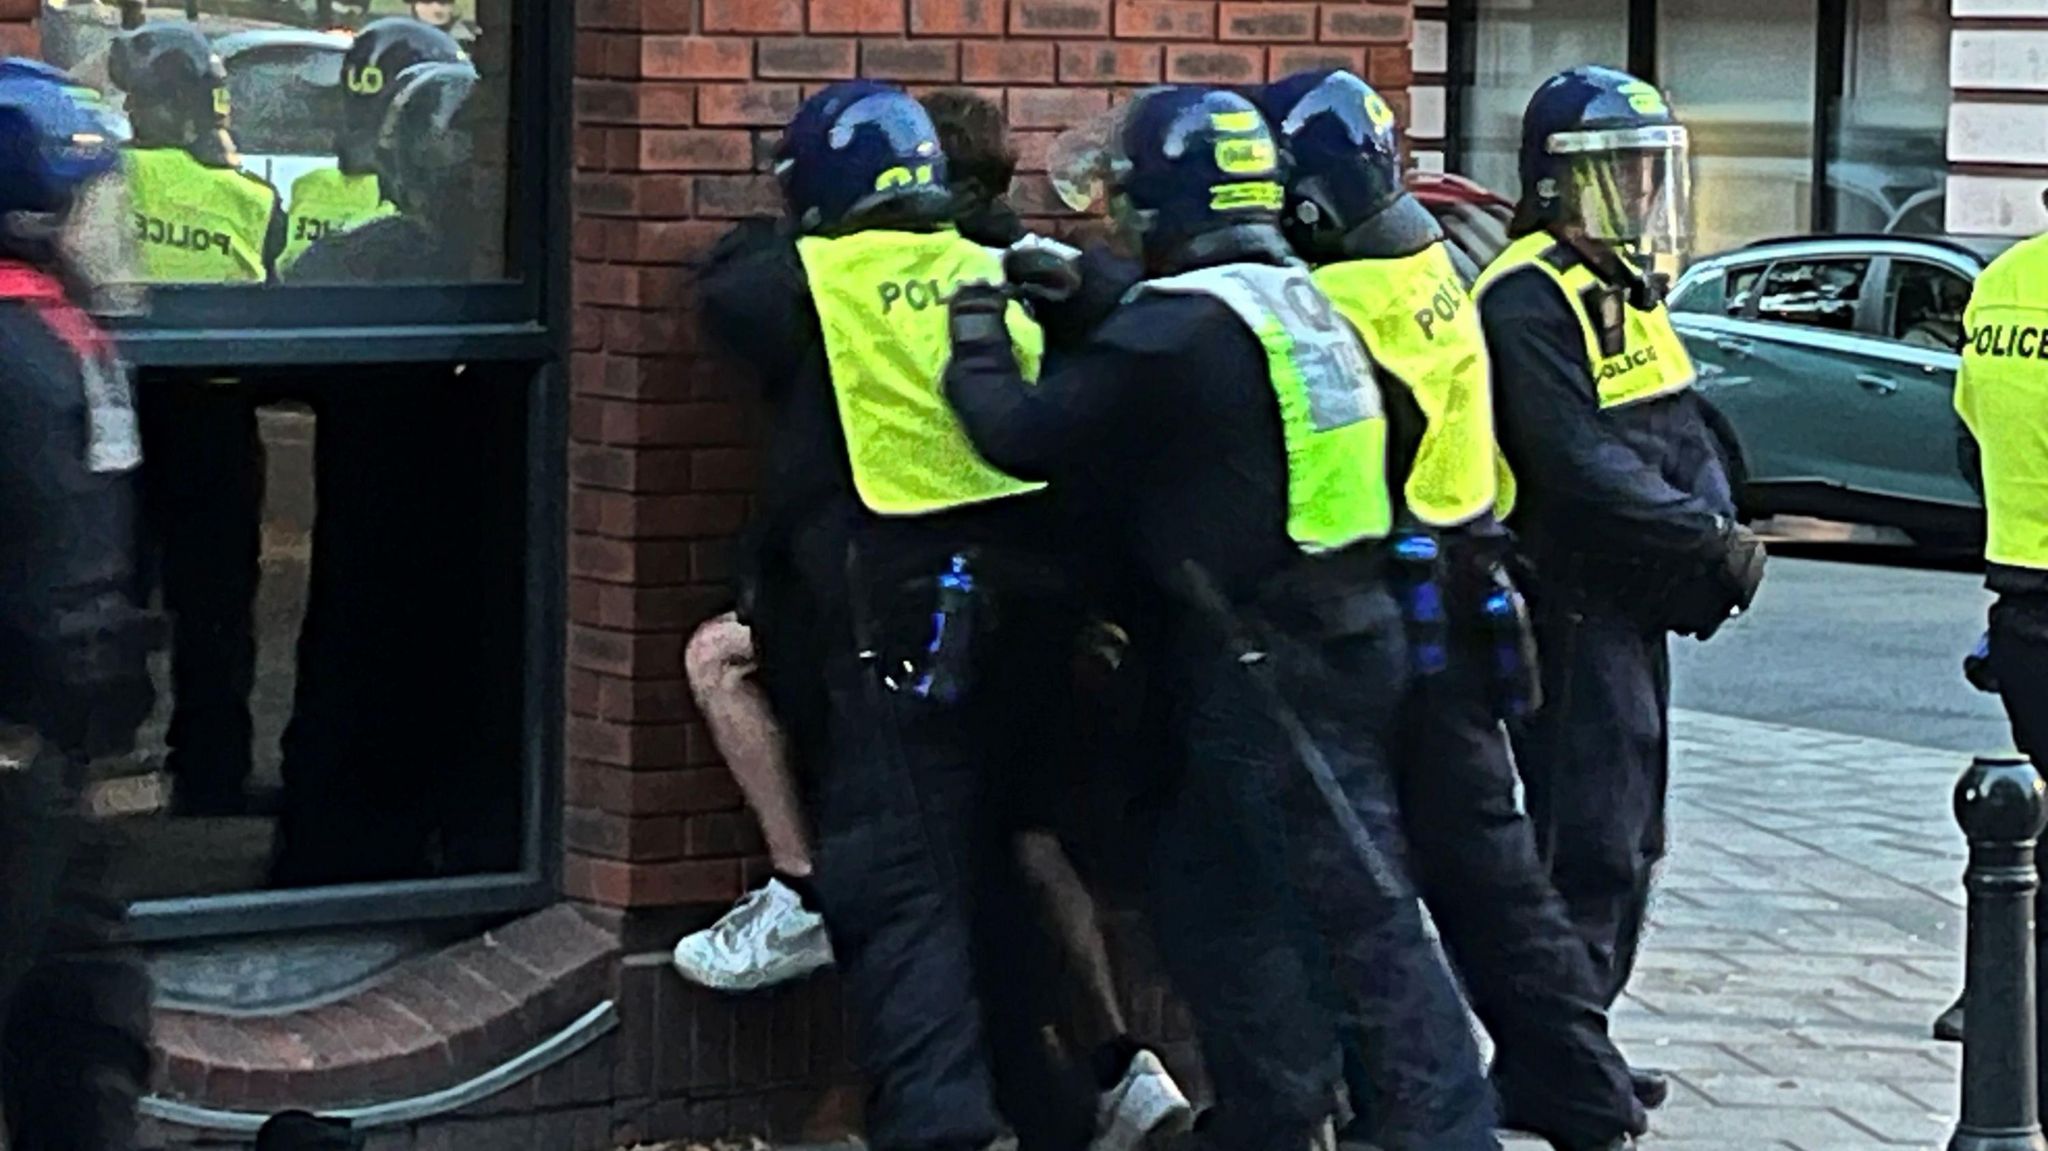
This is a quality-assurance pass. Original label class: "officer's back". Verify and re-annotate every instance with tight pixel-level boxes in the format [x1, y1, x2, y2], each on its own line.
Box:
[111, 23, 282, 284]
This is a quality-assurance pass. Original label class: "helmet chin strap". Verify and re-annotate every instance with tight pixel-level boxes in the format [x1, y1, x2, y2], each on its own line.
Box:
[1554, 227, 1665, 311]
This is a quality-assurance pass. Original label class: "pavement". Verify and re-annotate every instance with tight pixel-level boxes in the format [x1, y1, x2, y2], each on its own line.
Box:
[1497, 707, 1992, 1150]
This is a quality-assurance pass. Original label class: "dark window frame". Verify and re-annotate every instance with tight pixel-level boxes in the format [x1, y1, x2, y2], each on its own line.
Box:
[112, 0, 573, 943]
[1873, 255, 1972, 349]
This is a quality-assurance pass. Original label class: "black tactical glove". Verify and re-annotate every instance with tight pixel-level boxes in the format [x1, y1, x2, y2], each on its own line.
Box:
[1672, 518, 1767, 640]
[1003, 243, 1083, 308]
[1964, 630, 2000, 694]
[948, 281, 1013, 350]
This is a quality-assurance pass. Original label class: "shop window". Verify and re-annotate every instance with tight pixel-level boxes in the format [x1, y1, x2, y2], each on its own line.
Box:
[104, 365, 533, 912]
[1882, 260, 1970, 352]
[1658, 0, 1817, 257]
[1752, 258, 1868, 332]
[1826, 0, 1949, 237]
[39, 0, 518, 296]
[1457, 0, 1630, 201]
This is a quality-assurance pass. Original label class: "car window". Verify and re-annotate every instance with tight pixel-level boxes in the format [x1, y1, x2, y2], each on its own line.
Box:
[1752, 257, 1869, 332]
[1669, 270, 1724, 315]
[1883, 259, 1971, 353]
[1722, 263, 1767, 317]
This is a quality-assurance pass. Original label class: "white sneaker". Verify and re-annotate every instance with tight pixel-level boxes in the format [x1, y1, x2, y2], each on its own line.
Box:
[1092, 1049, 1195, 1151]
[671, 878, 834, 992]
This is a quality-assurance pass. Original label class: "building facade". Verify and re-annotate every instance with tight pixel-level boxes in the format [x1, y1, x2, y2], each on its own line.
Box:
[0, 2, 1419, 1149]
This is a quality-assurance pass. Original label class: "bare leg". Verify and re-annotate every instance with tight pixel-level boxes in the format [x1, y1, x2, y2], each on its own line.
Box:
[684, 612, 813, 878]
[1014, 828, 1127, 1053]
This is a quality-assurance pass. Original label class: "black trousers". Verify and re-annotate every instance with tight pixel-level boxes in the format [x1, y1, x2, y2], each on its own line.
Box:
[0, 743, 152, 1151]
[807, 608, 1096, 1151]
[138, 377, 263, 806]
[1380, 622, 1639, 1146]
[1989, 594, 2048, 1110]
[1145, 590, 1496, 1151]
[1512, 595, 1671, 1011]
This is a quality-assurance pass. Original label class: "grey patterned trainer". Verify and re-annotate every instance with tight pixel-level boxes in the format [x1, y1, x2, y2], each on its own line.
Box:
[671, 878, 834, 992]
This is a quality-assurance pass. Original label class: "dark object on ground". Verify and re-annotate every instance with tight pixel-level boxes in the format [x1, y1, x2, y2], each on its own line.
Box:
[1935, 992, 1966, 1044]
[256, 1110, 362, 1151]
[1629, 1068, 1670, 1111]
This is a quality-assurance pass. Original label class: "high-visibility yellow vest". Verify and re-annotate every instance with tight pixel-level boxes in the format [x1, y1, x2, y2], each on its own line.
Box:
[281, 168, 392, 272]
[123, 147, 277, 284]
[1313, 242, 1511, 528]
[1475, 232, 1697, 517]
[796, 228, 1046, 517]
[1134, 262, 1394, 553]
[1955, 232, 2048, 571]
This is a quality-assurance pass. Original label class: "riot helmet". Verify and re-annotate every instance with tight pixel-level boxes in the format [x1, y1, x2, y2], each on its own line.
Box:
[1050, 86, 1288, 270]
[774, 81, 951, 237]
[1256, 69, 1440, 262]
[339, 18, 466, 175]
[109, 21, 229, 156]
[1516, 65, 1693, 255]
[373, 60, 475, 218]
[0, 58, 145, 315]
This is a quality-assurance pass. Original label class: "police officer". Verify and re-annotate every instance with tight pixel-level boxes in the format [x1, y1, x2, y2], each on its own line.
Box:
[1952, 188, 2048, 1104]
[1257, 68, 1641, 1151]
[0, 58, 157, 1151]
[111, 21, 284, 283]
[287, 59, 480, 284]
[113, 21, 281, 817]
[278, 17, 462, 273]
[1473, 67, 1765, 1106]
[696, 81, 1099, 1151]
[948, 85, 1497, 1151]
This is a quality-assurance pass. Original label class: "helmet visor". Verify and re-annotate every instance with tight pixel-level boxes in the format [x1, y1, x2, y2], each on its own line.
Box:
[1550, 124, 1692, 253]
[60, 170, 147, 317]
[828, 93, 940, 159]
[1047, 106, 1130, 213]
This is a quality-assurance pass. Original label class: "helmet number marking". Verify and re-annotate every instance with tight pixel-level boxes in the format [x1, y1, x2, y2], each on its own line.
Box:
[873, 164, 937, 192]
[1214, 137, 1276, 176]
[346, 64, 386, 96]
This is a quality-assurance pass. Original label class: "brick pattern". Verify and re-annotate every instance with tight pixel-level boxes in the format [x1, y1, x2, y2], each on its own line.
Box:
[570, 0, 1419, 910]
[0, 1, 35, 57]
[1948, 10, 2048, 236]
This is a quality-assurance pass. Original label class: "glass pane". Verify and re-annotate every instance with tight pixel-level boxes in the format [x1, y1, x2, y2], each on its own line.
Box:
[1828, 0, 1949, 236]
[39, 1, 514, 288]
[1753, 258, 1867, 331]
[1658, 0, 1817, 258]
[1668, 271, 1724, 315]
[1726, 264, 1766, 315]
[1883, 260, 1969, 350]
[98, 368, 531, 900]
[1460, 0, 1630, 201]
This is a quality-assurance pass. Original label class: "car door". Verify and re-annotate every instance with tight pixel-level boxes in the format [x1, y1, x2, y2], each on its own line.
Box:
[1681, 254, 1876, 501]
[1825, 255, 1981, 508]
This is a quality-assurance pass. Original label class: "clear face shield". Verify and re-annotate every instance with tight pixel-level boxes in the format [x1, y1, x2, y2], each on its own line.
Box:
[1547, 124, 1693, 256]
[58, 169, 148, 318]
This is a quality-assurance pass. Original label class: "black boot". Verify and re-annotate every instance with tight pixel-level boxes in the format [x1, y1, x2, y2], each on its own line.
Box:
[1933, 992, 1965, 1043]
[1629, 1068, 1670, 1111]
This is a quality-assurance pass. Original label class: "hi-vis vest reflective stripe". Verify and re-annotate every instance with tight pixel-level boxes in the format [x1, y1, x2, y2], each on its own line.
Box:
[124, 148, 276, 284]
[1955, 231, 2048, 571]
[1134, 262, 1394, 553]
[281, 168, 392, 272]
[797, 229, 1047, 517]
[1313, 242, 1510, 528]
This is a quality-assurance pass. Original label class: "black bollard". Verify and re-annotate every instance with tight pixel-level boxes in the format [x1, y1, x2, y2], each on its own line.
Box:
[1953, 753, 2048, 1151]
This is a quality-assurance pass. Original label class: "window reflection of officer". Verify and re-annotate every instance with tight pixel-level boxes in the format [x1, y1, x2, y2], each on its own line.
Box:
[110, 22, 284, 284]
[698, 81, 1105, 1151]
[1953, 188, 2048, 1108]
[285, 60, 478, 285]
[0, 59, 156, 1151]
[1474, 66, 1766, 1109]
[1256, 69, 1644, 1151]
[270, 61, 507, 889]
[277, 18, 462, 274]
[110, 23, 280, 818]
[950, 87, 1497, 1151]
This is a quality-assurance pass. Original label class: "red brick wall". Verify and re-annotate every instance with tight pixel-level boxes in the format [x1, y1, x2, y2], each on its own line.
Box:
[566, 0, 1418, 911]
[0, 0, 37, 55]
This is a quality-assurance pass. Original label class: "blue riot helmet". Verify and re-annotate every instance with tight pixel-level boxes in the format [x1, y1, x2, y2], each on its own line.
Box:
[0, 59, 145, 315]
[1051, 86, 1286, 268]
[1516, 65, 1693, 254]
[775, 81, 951, 236]
[1257, 68, 1441, 261]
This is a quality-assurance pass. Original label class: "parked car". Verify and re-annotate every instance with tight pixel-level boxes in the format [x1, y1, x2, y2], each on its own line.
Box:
[1668, 234, 2010, 544]
[1408, 171, 1512, 276]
